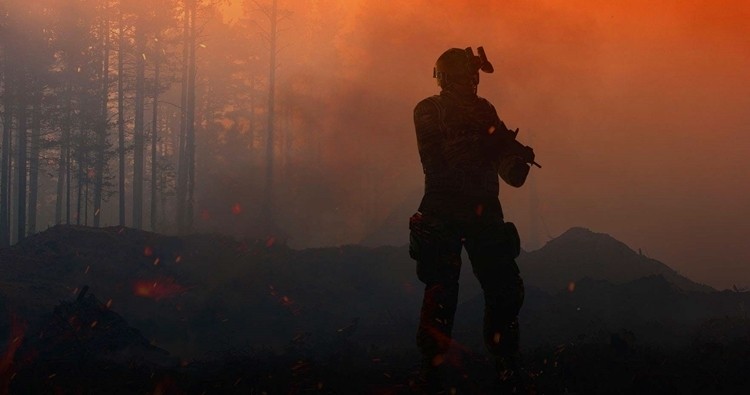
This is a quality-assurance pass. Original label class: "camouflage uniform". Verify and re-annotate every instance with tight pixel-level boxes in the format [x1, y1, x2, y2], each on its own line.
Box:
[410, 51, 527, 391]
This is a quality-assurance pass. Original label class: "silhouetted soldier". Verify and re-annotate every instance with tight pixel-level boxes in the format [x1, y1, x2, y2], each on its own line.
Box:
[409, 47, 538, 393]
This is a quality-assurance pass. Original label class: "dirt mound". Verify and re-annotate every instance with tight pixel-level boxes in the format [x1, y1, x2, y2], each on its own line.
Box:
[15, 286, 173, 369]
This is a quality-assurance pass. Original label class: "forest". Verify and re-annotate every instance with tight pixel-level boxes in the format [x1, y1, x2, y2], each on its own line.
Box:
[2, 1, 749, 393]
[0, 0, 391, 248]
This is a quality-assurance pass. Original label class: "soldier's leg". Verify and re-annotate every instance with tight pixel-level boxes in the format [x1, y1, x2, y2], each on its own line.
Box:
[464, 220, 525, 368]
[416, 263, 462, 365]
[409, 213, 463, 392]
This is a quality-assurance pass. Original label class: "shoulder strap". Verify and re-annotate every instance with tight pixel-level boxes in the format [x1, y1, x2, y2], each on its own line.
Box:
[424, 95, 447, 129]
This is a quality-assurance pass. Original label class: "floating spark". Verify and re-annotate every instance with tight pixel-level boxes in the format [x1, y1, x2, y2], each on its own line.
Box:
[133, 278, 188, 300]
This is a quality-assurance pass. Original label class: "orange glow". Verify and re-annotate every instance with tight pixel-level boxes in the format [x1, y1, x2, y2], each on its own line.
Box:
[133, 278, 188, 300]
[268, 284, 300, 315]
[48, 0, 746, 289]
[0, 314, 26, 390]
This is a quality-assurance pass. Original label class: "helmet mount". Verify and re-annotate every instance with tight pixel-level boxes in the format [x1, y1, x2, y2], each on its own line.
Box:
[433, 46, 494, 91]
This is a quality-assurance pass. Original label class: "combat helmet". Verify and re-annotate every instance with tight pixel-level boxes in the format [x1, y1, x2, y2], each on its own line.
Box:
[433, 47, 494, 90]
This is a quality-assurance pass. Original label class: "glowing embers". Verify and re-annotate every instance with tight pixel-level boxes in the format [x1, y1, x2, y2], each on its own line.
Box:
[133, 278, 188, 300]
[0, 313, 26, 384]
[268, 285, 300, 315]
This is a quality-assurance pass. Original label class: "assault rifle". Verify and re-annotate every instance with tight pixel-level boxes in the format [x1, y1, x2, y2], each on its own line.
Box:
[465, 47, 542, 169]
[467, 46, 541, 169]
[500, 127, 541, 169]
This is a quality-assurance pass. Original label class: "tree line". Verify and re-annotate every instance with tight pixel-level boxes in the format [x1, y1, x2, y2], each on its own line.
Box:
[0, 0, 326, 246]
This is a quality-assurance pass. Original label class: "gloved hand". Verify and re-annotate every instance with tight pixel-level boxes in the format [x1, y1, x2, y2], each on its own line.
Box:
[499, 155, 530, 188]
[517, 145, 535, 165]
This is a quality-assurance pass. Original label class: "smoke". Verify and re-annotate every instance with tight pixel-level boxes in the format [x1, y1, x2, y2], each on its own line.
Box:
[6, 0, 745, 288]
[241, 0, 750, 288]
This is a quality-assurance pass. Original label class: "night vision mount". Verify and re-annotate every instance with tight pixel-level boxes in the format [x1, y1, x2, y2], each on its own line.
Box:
[467, 46, 494, 74]
[432, 46, 495, 80]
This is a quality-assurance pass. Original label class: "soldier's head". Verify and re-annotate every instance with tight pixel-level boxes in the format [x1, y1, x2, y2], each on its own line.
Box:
[433, 47, 493, 96]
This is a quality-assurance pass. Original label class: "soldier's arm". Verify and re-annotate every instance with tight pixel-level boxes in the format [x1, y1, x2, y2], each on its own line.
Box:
[413, 98, 443, 172]
[485, 102, 533, 188]
[483, 101, 517, 156]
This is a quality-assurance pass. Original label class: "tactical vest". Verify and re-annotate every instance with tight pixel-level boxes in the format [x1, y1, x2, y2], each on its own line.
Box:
[414, 92, 502, 200]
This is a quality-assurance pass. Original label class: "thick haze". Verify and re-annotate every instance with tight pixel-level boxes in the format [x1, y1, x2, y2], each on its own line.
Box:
[220, 0, 750, 289]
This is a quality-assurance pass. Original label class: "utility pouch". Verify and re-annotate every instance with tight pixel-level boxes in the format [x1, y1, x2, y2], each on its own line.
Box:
[408, 212, 428, 260]
[408, 212, 454, 261]
[503, 221, 521, 258]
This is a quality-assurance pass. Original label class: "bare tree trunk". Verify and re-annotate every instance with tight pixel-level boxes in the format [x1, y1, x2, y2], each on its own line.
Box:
[249, 76, 255, 151]
[0, 60, 13, 246]
[159, 118, 167, 228]
[75, 122, 84, 226]
[283, 100, 292, 179]
[117, 7, 126, 226]
[55, 82, 68, 225]
[132, 22, 146, 229]
[84, 176, 89, 225]
[94, 0, 110, 227]
[15, 74, 27, 242]
[278, 100, 285, 179]
[28, 83, 41, 235]
[176, 0, 190, 233]
[185, 0, 197, 232]
[65, 118, 71, 225]
[263, 0, 278, 228]
[262, 0, 278, 228]
[160, 107, 171, 227]
[150, 37, 160, 231]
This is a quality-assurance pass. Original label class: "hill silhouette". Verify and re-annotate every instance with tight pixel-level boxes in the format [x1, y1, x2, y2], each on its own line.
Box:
[0, 224, 738, 361]
[519, 227, 714, 293]
[2, 225, 750, 393]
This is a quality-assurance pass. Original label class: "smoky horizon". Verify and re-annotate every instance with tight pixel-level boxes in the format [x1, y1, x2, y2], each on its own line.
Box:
[0, 0, 748, 290]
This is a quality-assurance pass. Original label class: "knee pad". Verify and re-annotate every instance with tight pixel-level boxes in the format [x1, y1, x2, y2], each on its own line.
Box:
[409, 212, 461, 284]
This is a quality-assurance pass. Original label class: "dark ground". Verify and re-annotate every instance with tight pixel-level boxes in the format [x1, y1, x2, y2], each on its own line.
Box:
[1, 225, 750, 394]
[8, 333, 750, 394]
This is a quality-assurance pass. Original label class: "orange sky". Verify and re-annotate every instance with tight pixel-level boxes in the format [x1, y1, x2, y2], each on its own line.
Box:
[221, 0, 749, 289]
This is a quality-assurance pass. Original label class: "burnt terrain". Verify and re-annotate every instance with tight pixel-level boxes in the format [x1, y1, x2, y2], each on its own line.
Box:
[1, 225, 749, 394]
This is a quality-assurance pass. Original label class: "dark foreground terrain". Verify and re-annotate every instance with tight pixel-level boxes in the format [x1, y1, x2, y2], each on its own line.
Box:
[1, 225, 749, 394]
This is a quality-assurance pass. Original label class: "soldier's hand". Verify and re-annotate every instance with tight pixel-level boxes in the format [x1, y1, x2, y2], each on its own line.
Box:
[519, 145, 535, 165]
[499, 156, 530, 188]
